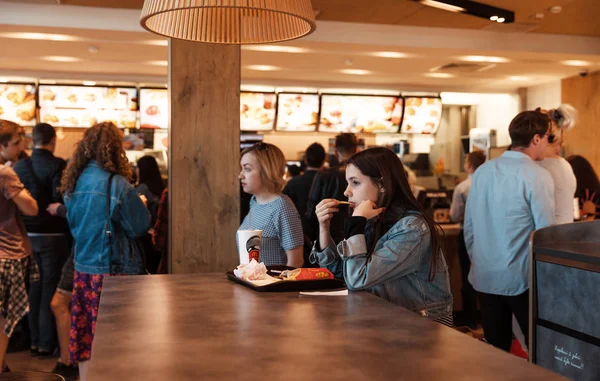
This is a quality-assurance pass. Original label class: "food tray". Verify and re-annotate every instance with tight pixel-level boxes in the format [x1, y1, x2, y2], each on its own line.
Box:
[226, 265, 346, 292]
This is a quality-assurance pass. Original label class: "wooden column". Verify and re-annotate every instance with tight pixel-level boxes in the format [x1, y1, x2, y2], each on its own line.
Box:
[168, 40, 240, 273]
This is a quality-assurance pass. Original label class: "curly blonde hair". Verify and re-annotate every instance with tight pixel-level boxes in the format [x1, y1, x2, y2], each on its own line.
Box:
[60, 122, 131, 194]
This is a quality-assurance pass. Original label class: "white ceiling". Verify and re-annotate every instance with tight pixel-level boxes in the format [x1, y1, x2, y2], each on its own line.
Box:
[0, 1, 599, 93]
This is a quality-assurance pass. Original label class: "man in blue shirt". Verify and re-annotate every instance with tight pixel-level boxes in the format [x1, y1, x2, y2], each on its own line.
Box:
[464, 111, 555, 352]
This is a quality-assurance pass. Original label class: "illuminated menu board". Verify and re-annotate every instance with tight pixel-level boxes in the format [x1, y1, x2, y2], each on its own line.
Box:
[139, 88, 168, 129]
[400, 97, 443, 134]
[39, 85, 138, 128]
[275, 93, 319, 132]
[240, 92, 276, 131]
[319, 95, 403, 133]
[0, 84, 37, 126]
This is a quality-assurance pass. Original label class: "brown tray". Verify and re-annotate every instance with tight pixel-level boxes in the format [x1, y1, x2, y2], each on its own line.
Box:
[226, 265, 346, 292]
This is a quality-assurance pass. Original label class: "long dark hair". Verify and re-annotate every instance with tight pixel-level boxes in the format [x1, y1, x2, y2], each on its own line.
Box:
[137, 156, 165, 197]
[567, 155, 600, 199]
[347, 147, 444, 281]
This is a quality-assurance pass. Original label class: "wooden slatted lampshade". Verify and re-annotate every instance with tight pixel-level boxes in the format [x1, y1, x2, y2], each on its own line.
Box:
[140, 0, 317, 44]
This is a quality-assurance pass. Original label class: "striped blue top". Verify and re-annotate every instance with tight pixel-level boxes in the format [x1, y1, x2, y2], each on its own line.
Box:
[239, 195, 304, 266]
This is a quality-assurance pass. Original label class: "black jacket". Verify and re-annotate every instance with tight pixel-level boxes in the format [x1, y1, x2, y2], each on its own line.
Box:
[13, 149, 69, 234]
[304, 163, 351, 245]
[282, 169, 319, 224]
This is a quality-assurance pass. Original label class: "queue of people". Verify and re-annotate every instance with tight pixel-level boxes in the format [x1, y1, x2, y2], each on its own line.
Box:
[0, 102, 598, 379]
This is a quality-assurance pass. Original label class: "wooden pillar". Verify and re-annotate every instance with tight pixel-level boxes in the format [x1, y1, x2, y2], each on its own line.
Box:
[168, 40, 240, 273]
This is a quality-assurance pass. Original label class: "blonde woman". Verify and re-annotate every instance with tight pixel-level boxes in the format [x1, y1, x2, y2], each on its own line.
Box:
[239, 143, 304, 267]
[537, 105, 578, 224]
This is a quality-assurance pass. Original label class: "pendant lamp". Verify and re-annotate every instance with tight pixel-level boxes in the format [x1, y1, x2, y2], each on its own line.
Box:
[140, 0, 317, 44]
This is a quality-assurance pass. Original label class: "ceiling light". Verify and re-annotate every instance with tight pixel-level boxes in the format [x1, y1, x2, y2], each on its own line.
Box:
[420, 0, 465, 13]
[460, 55, 509, 63]
[339, 69, 372, 75]
[40, 56, 82, 63]
[144, 39, 169, 46]
[83, 81, 96, 86]
[508, 76, 529, 81]
[246, 65, 281, 71]
[490, 16, 498, 21]
[425, 72, 455, 78]
[243, 45, 308, 53]
[0, 32, 80, 42]
[88, 46, 99, 54]
[561, 60, 590, 67]
[497, 17, 505, 23]
[0, 78, 8, 83]
[370, 51, 409, 59]
[145, 60, 168, 66]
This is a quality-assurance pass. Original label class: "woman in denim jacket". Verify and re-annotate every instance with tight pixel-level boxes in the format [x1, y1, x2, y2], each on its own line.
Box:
[60, 122, 150, 381]
[311, 147, 453, 325]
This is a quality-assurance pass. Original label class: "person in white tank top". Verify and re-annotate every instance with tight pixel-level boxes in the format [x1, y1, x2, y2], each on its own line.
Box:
[537, 105, 578, 224]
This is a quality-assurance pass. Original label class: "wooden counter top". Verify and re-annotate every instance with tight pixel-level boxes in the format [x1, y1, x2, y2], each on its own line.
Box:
[88, 274, 566, 381]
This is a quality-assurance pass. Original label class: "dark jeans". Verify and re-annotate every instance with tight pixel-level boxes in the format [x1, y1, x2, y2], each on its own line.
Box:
[477, 289, 529, 352]
[28, 234, 69, 351]
[458, 230, 478, 327]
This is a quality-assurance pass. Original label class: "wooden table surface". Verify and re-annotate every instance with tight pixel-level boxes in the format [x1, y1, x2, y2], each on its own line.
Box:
[88, 274, 567, 381]
[0, 372, 64, 381]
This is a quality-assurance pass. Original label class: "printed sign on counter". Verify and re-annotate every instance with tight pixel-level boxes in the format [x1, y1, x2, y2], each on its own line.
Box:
[0, 84, 37, 126]
[319, 95, 403, 133]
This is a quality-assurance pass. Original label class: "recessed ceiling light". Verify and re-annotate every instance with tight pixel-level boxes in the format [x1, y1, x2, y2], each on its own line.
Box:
[40, 56, 82, 62]
[0, 32, 80, 42]
[497, 17, 505, 23]
[509, 76, 529, 81]
[145, 60, 168, 66]
[243, 45, 308, 53]
[561, 60, 590, 67]
[144, 39, 169, 46]
[246, 65, 281, 71]
[339, 69, 372, 75]
[0, 78, 8, 83]
[369, 51, 409, 59]
[83, 81, 96, 86]
[425, 72, 455, 78]
[490, 15, 498, 21]
[460, 55, 509, 63]
[420, 0, 465, 13]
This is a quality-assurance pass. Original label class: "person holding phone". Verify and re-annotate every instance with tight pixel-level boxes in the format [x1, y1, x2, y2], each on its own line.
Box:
[311, 147, 453, 325]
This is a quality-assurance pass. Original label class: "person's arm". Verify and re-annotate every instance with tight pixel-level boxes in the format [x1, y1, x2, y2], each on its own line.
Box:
[12, 189, 38, 216]
[341, 216, 428, 290]
[449, 183, 465, 223]
[114, 182, 152, 238]
[530, 171, 556, 229]
[277, 197, 305, 268]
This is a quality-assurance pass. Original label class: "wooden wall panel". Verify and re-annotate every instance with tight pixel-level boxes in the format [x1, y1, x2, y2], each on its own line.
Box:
[562, 71, 600, 175]
[169, 40, 241, 274]
[54, 128, 85, 160]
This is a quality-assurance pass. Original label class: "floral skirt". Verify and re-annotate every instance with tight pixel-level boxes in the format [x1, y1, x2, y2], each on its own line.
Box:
[69, 270, 106, 363]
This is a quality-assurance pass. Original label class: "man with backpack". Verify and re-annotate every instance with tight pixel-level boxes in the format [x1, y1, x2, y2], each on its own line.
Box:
[13, 123, 69, 358]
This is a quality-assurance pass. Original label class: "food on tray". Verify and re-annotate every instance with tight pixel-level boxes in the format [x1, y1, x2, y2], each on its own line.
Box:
[278, 268, 334, 281]
[146, 105, 160, 116]
[43, 115, 59, 124]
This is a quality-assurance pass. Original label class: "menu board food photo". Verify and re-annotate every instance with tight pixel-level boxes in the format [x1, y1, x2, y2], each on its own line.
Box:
[140, 88, 168, 129]
[400, 97, 443, 134]
[318, 95, 403, 133]
[275, 93, 319, 132]
[0, 84, 37, 126]
[240, 92, 276, 131]
[39, 85, 138, 128]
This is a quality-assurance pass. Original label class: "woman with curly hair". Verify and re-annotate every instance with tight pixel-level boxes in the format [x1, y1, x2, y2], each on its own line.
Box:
[60, 122, 150, 381]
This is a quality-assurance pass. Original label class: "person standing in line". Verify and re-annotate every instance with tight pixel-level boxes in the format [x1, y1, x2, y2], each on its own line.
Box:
[13, 123, 70, 358]
[537, 105, 578, 224]
[60, 122, 150, 381]
[0, 119, 39, 372]
[305, 133, 359, 245]
[283, 142, 326, 225]
[464, 111, 556, 352]
[449, 151, 486, 329]
[567, 155, 600, 221]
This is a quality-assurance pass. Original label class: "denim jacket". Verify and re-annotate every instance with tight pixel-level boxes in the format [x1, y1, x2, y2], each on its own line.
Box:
[310, 213, 453, 319]
[64, 161, 151, 275]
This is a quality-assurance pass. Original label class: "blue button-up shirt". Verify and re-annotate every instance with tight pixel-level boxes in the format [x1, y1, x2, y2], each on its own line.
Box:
[464, 151, 555, 296]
